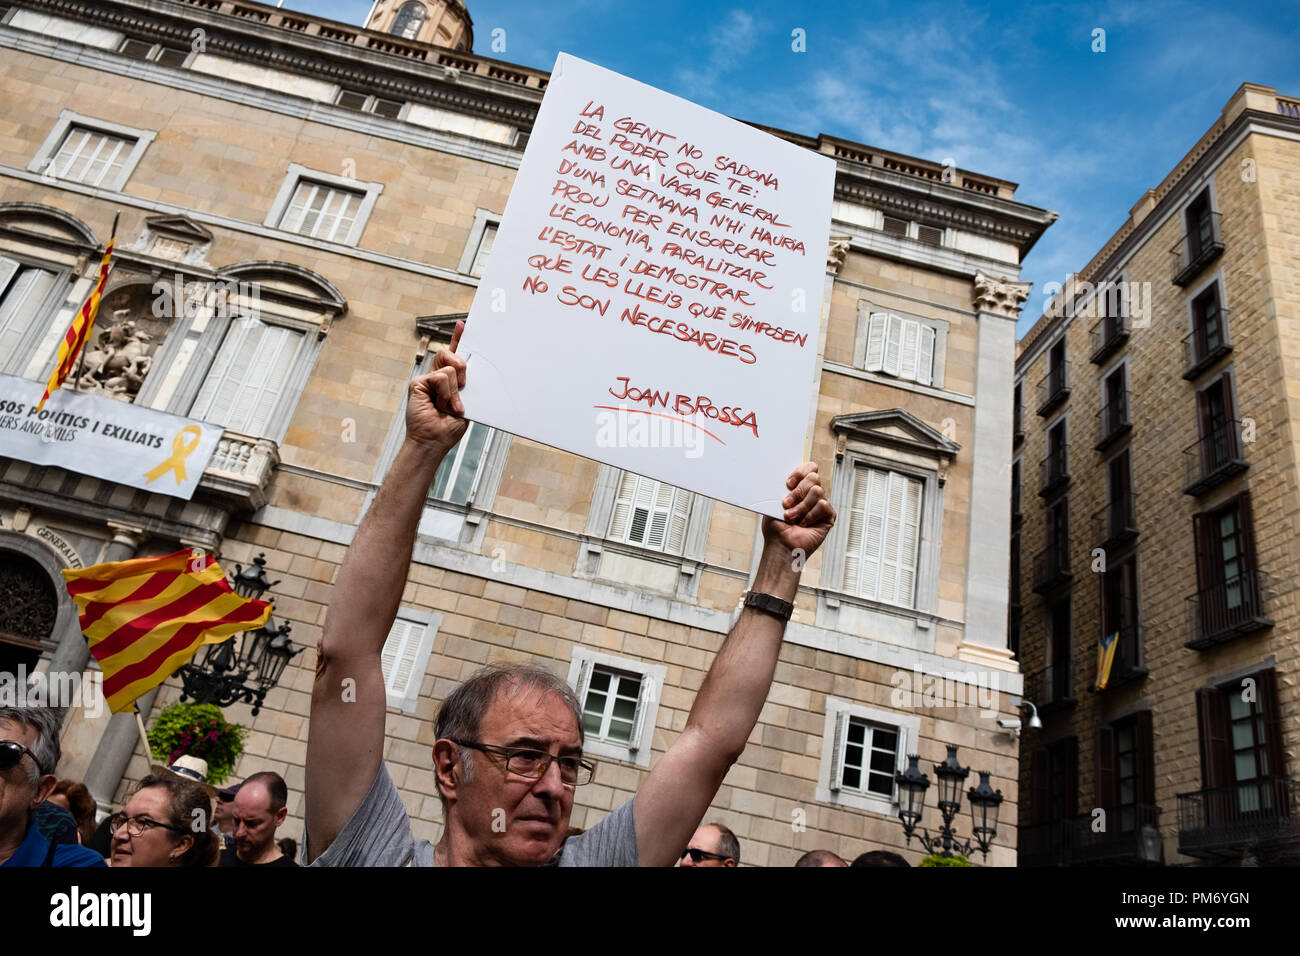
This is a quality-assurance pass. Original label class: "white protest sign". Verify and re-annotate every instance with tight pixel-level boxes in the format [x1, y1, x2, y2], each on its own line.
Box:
[459, 52, 834, 518]
[0, 373, 222, 499]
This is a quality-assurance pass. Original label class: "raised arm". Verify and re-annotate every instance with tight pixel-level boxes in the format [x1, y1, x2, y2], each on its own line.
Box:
[633, 463, 834, 867]
[304, 323, 469, 862]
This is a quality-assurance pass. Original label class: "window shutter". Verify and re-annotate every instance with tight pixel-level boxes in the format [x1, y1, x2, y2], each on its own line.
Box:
[645, 482, 675, 549]
[862, 469, 888, 598]
[916, 325, 936, 386]
[864, 312, 887, 371]
[573, 658, 593, 704]
[1134, 710, 1155, 806]
[608, 472, 636, 540]
[0, 266, 56, 365]
[896, 475, 922, 606]
[891, 724, 907, 803]
[665, 489, 690, 554]
[828, 709, 849, 792]
[842, 467, 869, 593]
[1029, 747, 1049, 825]
[192, 320, 299, 437]
[628, 476, 656, 544]
[882, 314, 903, 376]
[190, 316, 253, 426]
[1063, 736, 1078, 818]
[1236, 491, 1259, 580]
[627, 675, 652, 753]
[878, 472, 907, 602]
[898, 319, 919, 380]
[1094, 725, 1116, 810]
[0, 256, 19, 295]
[244, 323, 295, 438]
[1256, 668, 1285, 780]
[381, 617, 424, 700]
[1195, 686, 1231, 789]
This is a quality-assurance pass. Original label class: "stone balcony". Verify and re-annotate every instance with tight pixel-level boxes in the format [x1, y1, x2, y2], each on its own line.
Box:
[198, 430, 279, 512]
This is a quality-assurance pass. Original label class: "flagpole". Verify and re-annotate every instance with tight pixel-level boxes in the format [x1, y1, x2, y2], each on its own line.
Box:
[74, 211, 118, 394]
[134, 708, 152, 764]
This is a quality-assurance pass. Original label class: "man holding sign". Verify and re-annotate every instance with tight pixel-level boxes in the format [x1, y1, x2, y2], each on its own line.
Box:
[304, 322, 835, 866]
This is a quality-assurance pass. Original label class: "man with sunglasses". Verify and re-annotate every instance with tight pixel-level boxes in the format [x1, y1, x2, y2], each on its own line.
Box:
[0, 707, 105, 867]
[679, 823, 740, 867]
[305, 321, 835, 867]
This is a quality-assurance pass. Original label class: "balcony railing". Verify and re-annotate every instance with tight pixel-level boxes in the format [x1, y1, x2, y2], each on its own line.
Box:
[1177, 777, 1299, 859]
[1182, 312, 1233, 380]
[198, 431, 281, 511]
[1182, 421, 1249, 496]
[1171, 211, 1224, 286]
[1092, 493, 1138, 549]
[1038, 444, 1070, 497]
[1036, 362, 1071, 416]
[1023, 661, 1075, 717]
[1096, 390, 1131, 451]
[1032, 541, 1071, 594]
[1020, 804, 1163, 866]
[1088, 314, 1129, 365]
[1184, 568, 1274, 650]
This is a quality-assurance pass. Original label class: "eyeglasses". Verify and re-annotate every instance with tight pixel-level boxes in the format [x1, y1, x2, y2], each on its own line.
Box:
[681, 847, 733, 863]
[0, 740, 41, 774]
[451, 741, 596, 787]
[107, 812, 189, 838]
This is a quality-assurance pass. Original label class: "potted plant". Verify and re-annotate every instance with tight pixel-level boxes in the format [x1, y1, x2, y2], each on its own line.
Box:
[919, 853, 971, 867]
[148, 702, 246, 785]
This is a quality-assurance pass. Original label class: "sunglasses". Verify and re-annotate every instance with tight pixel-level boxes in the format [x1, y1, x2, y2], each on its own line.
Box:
[0, 740, 41, 774]
[681, 847, 733, 863]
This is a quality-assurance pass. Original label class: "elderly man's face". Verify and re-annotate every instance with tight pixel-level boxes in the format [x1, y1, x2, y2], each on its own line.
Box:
[678, 825, 735, 867]
[0, 718, 52, 841]
[445, 685, 581, 866]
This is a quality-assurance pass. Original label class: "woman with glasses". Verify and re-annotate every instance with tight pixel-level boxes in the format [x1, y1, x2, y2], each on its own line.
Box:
[108, 775, 218, 867]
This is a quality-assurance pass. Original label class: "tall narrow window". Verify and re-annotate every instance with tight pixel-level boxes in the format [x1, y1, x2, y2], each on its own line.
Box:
[842, 466, 923, 607]
[391, 1, 426, 39]
[1049, 598, 1070, 702]
[469, 223, 497, 277]
[189, 319, 303, 438]
[1192, 284, 1224, 358]
[1186, 190, 1214, 261]
[430, 420, 491, 505]
[608, 473, 691, 553]
[0, 257, 58, 369]
[1197, 374, 1236, 474]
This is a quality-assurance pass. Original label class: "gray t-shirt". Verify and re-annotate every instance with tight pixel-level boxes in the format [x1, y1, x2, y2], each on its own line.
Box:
[305, 762, 638, 867]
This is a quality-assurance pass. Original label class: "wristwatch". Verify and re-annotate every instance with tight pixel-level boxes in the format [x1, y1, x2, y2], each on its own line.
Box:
[744, 590, 794, 622]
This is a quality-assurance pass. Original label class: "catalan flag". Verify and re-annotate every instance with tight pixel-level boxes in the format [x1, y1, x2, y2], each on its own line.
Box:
[35, 213, 118, 412]
[1095, 630, 1119, 691]
[61, 550, 272, 714]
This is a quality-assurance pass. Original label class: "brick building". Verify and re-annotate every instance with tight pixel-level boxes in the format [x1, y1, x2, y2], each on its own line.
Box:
[1013, 83, 1300, 866]
[0, 0, 1055, 864]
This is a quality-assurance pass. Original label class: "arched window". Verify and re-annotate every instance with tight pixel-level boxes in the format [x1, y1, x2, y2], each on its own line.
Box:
[391, 1, 427, 39]
[0, 550, 58, 674]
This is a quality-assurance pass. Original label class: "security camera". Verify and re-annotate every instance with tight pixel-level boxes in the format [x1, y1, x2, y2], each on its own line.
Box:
[997, 717, 1022, 740]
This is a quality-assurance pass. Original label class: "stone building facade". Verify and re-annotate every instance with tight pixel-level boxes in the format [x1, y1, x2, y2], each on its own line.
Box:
[0, 0, 1054, 865]
[1013, 83, 1300, 866]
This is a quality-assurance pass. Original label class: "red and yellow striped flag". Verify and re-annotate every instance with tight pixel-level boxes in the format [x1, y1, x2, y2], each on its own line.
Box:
[35, 215, 118, 412]
[61, 550, 272, 713]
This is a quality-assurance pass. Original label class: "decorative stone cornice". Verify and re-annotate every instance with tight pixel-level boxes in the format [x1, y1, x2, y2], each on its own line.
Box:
[973, 273, 1031, 319]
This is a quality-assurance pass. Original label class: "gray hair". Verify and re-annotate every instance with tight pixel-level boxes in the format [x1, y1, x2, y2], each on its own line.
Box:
[433, 664, 583, 806]
[709, 822, 741, 865]
[0, 707, 61, 779]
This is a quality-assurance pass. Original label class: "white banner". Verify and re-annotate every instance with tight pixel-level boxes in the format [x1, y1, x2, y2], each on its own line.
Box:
[460, 53, 835, 518]
[0, 374, 222, 500]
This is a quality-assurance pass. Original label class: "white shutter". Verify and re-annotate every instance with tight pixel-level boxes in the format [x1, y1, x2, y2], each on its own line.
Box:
[882, 314, 903, 376]
[916, 325, 936, 386]
[190, 317, 253, 425]
[861, 469, 888, 598]
[573, 657, 593, 705]
[842, 467, 869, 593]
[898, 319, 920, 380]
[891, 724, 908, 802]
[608, 471, 638, 540]
[0, 264, 55, 364]
[864, 312, 887, 371]
[627, 675, 651, 753]
[879, 472, 906, 602]
[381, 617, 424, 699]
[666, 489, 690, 554]
[897, 476, 922, 606]
[828, 709, 849, 792]
[192, 320, 299, 437]
[627, 476, 656, 545]
[645, 482, 675, 549]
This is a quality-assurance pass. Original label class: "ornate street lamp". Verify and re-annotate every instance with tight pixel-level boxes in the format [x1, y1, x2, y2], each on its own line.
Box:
[177, 553, 301, 715]
[895, 745, 1003, 860]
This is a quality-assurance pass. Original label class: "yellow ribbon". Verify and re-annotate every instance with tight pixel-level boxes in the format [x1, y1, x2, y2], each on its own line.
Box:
[144, 424, 202, 485]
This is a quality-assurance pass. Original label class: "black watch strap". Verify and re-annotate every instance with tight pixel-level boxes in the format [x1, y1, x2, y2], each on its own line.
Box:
[744, 590, 794, 622]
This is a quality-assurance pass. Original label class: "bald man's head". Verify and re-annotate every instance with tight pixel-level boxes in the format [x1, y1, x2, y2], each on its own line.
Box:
[795, 849, 847, 867]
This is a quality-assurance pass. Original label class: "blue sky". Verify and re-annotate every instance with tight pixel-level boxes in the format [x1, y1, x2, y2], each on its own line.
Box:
[311, 0, 1300, 338]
